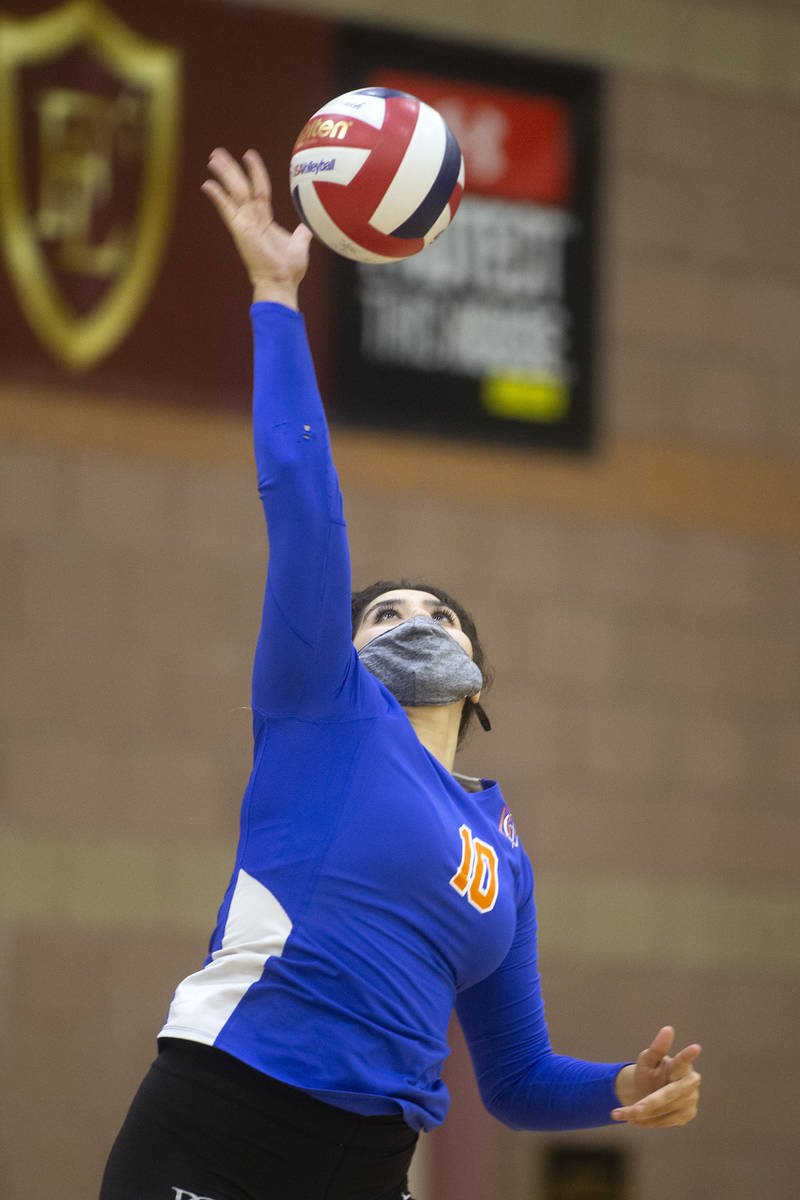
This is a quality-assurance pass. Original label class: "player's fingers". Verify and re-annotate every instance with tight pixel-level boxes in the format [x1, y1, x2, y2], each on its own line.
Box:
[207, 147, 252, 204]
[201, 178, 239, 226]
[613, 1070, 700, 1124]
[613, 1097, 698, 1127]
[243, 149, 272, 207]
[669, 1044, 702, 1078]
[639, 1025, 674, 1069]
[628, 1105, 698, 1128]
[628, 1083, 700, 1127]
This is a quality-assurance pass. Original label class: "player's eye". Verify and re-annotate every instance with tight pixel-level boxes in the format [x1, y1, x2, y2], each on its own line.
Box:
[373, 604, 400, 622]
[432, 606, 457, 624]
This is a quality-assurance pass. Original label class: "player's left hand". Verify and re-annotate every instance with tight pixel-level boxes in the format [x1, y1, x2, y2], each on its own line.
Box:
[612, 1026, 701, 1128]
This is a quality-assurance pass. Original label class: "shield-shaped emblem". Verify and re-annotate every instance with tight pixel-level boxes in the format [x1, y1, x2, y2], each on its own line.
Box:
[0, 0, 181, 370]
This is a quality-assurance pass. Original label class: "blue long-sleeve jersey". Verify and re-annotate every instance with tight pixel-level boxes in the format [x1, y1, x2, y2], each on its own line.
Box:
[159, 303, 626, 1132]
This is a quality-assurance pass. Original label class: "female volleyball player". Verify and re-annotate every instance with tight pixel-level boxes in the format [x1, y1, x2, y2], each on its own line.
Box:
[99, 149, 701, 1200]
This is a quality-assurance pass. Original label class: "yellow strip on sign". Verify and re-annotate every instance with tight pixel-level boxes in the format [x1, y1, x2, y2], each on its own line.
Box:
[481, 373, 570, 423]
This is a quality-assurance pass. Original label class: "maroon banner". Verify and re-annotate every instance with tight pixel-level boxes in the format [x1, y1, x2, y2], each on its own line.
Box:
[0, 0, 335, 410]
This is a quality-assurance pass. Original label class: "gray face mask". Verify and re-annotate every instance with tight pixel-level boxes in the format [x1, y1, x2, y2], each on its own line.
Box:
[357, 614, 483, 707]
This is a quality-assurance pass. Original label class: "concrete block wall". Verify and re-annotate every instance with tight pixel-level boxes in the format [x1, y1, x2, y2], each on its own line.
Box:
[605, 73, 800, 458]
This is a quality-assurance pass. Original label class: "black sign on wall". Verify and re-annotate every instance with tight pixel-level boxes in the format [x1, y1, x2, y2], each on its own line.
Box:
[544, 1147, 628, 1200]
[330, 26, 603, 452]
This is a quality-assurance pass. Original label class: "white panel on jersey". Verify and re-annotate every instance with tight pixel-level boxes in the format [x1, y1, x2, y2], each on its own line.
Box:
[369, 102, 446, 234]
[159, 869, 293, 1044]
[315, 92, 386, 130]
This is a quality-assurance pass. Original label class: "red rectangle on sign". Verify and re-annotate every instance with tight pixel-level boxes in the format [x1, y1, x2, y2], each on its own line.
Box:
[371, 68, 573, 206]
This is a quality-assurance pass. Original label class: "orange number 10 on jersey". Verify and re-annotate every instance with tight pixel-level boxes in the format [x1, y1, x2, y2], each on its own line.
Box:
[449, 824, 500, 913]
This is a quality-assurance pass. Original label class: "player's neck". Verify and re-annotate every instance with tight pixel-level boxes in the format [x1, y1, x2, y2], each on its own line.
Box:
[403, 702, 462, 773]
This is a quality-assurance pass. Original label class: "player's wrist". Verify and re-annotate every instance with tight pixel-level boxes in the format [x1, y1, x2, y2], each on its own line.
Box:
[251, 280, 300, 309]
[614, 1064, 638, 1106]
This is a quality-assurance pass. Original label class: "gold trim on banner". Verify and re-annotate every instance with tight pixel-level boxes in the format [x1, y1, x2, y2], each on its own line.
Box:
[0, 0, 182, 370]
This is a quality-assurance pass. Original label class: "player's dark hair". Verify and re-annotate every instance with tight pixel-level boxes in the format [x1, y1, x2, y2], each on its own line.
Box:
[351, 579, 493, 745]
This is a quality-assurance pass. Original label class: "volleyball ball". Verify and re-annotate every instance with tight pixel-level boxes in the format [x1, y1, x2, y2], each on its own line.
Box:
[289, 87, 465, 263]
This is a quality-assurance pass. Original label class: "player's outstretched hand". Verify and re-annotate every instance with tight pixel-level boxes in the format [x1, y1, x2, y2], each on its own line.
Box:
[203, 147, 312, 309]
[611, 1026, 701, 1128]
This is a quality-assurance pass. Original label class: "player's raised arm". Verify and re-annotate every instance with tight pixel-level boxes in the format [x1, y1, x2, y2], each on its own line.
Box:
[202, 148, 353, 715]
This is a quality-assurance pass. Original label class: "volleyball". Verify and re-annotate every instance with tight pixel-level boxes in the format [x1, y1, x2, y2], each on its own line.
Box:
[289, 87, 465, 263]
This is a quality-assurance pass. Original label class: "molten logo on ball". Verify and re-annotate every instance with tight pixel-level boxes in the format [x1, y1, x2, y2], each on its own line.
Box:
[289, 87, 464, 263]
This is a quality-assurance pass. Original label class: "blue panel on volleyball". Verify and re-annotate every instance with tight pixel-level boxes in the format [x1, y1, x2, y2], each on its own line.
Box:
[357, 86, 413, 99]
[292, 185, 310, 228]
[390, 124, 463, 239]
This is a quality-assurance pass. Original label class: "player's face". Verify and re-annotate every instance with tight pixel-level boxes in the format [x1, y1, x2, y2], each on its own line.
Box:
[353, 589, 474, 658]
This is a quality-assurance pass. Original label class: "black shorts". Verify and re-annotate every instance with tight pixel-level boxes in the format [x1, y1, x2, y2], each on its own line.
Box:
[99, 1040, 419, 1200]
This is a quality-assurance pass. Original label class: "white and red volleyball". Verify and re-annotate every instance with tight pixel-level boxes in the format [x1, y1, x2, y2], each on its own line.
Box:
[289, 87, 465, 263]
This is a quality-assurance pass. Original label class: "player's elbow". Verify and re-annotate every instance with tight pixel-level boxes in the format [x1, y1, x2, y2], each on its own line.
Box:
[481, 1079, 571, 1132]
[479, 1083, 532, 1131]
